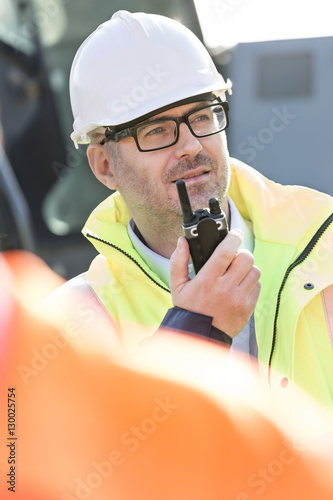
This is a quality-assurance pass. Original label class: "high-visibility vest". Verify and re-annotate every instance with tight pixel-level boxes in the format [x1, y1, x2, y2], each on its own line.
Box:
[47, 159, 333, 411]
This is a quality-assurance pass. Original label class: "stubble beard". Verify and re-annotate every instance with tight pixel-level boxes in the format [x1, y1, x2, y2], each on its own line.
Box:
[164, 153, 230, 213]
[113, 150, 230, 241]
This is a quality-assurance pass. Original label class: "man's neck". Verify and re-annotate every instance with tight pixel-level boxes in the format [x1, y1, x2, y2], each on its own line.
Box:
[132, 219, 182, 259]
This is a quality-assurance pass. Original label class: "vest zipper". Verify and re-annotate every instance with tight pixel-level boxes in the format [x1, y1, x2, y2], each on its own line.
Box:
[268, 213, 333, 369]
[85, 231, 171, 294]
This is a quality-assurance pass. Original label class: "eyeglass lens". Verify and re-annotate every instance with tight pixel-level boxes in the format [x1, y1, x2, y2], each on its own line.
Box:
[136, 104, 226, 151]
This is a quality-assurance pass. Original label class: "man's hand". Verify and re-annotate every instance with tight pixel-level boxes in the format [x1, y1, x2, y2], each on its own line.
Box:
[169, 230, 261, 338]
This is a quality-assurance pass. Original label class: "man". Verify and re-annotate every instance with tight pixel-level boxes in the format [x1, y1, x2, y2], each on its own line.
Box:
[47, 11, 333, 411]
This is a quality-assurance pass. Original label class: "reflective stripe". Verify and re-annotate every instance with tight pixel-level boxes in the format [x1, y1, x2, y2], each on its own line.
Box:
[322, 285, 333, 349]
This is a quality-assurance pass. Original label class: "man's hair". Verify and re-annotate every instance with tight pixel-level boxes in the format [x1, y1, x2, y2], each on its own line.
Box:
[89, 127, 106, 145]
[89, 127, 119, 159]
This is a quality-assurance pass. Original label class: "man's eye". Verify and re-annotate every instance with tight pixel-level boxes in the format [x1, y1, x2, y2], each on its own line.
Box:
[146, 126, 165, 136]
[191, 113, 210, 123]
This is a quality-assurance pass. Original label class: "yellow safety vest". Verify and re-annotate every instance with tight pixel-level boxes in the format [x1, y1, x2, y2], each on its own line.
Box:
[51, 159, 333, 411]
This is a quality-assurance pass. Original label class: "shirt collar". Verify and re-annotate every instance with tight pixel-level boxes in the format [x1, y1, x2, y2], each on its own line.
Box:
[128, 196, 254, 287]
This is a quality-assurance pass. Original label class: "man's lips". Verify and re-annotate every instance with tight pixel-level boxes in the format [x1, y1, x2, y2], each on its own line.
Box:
[171, 169, 210, 183]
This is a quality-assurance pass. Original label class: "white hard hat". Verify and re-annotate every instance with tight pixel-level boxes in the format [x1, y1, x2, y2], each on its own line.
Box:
[69, 10, 232, 147]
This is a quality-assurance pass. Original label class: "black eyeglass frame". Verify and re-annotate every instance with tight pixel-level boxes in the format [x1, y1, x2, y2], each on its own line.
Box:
[100, 99, 229, 152]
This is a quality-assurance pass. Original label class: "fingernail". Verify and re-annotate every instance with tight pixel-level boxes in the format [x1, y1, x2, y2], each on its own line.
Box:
[177, 237, 184, 250]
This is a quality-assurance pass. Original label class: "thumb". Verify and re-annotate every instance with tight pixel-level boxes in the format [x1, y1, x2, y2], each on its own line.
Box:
[170, 237, 191, 293]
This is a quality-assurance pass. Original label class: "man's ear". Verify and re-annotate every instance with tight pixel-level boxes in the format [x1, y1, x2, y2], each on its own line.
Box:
[87, 143, 119, 190]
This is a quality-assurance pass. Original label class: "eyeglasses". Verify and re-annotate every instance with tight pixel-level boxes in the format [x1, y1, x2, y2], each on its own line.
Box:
[100, 101, 229, 152]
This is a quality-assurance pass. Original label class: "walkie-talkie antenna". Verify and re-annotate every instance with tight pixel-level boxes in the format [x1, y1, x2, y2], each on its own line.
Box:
[176, 179, 195, 225]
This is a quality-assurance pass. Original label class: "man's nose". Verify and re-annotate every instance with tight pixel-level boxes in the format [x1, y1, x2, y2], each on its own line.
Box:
[174, 122, 203, 158]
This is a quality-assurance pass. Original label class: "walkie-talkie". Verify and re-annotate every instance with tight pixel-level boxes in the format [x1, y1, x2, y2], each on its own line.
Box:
[176, 179, 228, 274]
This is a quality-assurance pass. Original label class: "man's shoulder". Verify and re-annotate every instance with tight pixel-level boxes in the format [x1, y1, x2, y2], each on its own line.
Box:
[231, 157, 333, 229]
[230, 157, 333, 204]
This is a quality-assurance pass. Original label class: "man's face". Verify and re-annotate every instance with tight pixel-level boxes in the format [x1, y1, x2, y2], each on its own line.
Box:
[107, 100, 231, 223]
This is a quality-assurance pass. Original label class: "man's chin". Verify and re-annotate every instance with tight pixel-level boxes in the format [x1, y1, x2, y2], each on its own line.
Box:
[187, 184, 222, 211]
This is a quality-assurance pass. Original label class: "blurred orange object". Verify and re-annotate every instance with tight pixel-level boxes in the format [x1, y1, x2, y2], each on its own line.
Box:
[0, 251, 333, 500]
